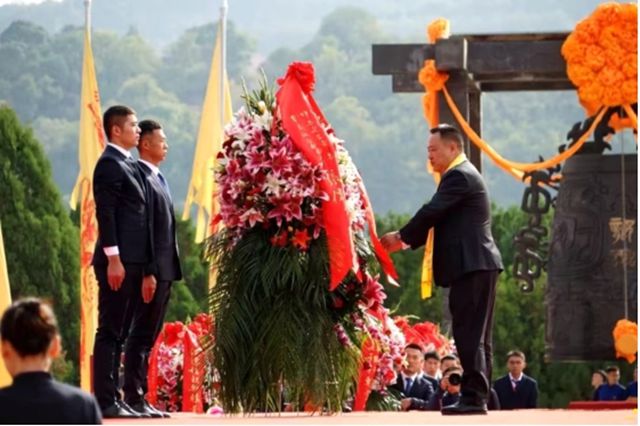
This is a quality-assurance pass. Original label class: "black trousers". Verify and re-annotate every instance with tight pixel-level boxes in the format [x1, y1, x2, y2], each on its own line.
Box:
[449, 269, 499, 405]
[92, 263, 143, 409]
[123, 280, 173, 405]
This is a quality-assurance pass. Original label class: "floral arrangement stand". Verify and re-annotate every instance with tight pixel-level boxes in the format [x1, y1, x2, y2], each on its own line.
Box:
[147, 314, 215, 413]
[206, 63, 400, 414]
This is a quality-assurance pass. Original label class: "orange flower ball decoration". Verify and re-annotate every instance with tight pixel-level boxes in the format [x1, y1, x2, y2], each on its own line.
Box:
[613, 319, 637, 363]
[561, 2, 637, 115]
[427, 18, 450, 43]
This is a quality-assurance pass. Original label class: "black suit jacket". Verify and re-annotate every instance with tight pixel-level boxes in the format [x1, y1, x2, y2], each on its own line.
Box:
[424, 375, 439, 391]
[92, 145, 151, 268]
[0, 372, 102, 424]
[389, 373, 435, 410]
[493, 374, 538, 409]
[138, 161, 182, 281]
[399, 160, 503, 287]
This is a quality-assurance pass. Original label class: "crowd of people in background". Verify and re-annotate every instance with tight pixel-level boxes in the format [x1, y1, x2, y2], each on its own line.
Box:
[392, 343, 638, 411]
[391, 344, 536, 411]
[591, 366, 637, 402]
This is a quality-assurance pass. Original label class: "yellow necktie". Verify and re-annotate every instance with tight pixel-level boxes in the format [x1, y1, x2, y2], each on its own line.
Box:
[420, 153, 467, 299]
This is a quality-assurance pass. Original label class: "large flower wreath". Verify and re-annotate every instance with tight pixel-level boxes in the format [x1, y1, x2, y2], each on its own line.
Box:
[207, 63, 399, 413]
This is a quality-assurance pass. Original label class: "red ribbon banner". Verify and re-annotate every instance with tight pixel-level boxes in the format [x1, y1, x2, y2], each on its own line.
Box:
[276, 62, 355, 289]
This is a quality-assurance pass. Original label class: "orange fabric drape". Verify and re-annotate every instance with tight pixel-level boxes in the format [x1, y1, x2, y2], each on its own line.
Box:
[416, 19, 450, 299]
[418, 19, 450, 128]
[442, 86, 607, 173]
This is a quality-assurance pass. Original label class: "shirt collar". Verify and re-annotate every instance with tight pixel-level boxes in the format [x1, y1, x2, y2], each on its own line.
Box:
[13, 371, 52, 384]
[444, 152, 467, 174]
[509, 373, 523, 382]
[138, 159, 160, 176]
[107, 142, 132, 159]
[401, 371, 419, 382]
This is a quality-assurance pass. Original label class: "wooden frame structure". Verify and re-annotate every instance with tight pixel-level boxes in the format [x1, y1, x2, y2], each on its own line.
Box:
[372, 32, 572, 172]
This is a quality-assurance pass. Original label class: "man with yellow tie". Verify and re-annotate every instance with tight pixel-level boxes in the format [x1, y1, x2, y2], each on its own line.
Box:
[381, 123, 502, 415]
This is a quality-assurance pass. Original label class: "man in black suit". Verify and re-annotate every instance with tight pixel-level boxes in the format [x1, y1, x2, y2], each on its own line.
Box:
[389, 343, 435, 410]
[123, 119, 182, 418]
[493, 350, 538, 409]
[382, 124, 503, 415]
[0, 298, 102, 424]
[423, 351, 441, 390]
[92, 105, 154, 418]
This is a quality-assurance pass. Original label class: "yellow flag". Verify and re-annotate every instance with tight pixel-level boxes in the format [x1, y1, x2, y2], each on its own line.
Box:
[69, 28, 105, 392]
[182, 27, 233, 243]
[0, 220, 12, 387]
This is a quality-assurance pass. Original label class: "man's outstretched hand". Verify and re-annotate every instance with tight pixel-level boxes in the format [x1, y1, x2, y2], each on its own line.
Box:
[381, 231, 404, 253]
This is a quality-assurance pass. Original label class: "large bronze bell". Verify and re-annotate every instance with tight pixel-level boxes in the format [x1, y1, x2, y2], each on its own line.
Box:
[546, 153, 637, 361]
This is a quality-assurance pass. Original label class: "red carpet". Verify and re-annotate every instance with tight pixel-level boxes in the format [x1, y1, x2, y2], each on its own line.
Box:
[104, 409, 637, 425]
[568, 400, 638, 410]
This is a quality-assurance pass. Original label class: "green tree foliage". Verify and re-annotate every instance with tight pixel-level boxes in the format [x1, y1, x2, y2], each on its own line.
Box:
[163, 219, 209, 323]
[157, 21, 255, 105]
[0, 106, 79, 383]
[0, 21, 256, 213]
[0, 8, 591, 215]
[31, 117, 77, 204]
[93, 31, 160, 100]
[314, 7, 384, 61]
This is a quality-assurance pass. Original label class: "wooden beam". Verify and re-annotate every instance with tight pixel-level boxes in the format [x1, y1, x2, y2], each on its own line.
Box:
[436, 72, 485, 171]
[373, 32, 571, 90]
[465, 39, 567, 78]
[480, 80, 575, 92]
[391, 74, 423, 93]
[372, 44, 434, 75]
[468, 89, 482, 173]
[391, 73, 574, 93]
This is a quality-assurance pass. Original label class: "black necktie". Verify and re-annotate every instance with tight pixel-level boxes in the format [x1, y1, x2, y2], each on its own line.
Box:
[405, 377, 413, 393]
[157, 172, 171, 199]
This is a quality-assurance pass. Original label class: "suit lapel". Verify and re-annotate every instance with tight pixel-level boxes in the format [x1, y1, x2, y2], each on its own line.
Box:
[106, 146, 146, 202]
[139, 161, 175, 213]
[128, 160, 147, 201]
